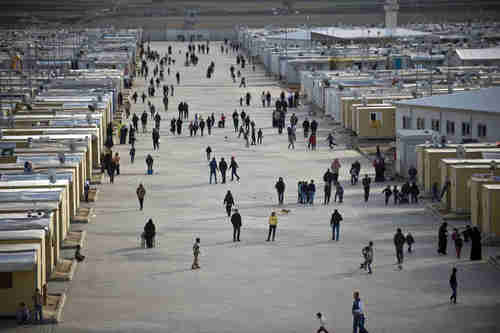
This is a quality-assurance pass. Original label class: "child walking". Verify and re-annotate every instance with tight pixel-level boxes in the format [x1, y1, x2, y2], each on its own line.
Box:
[192, 238, 201, 270]
[315, 312, 330, 333]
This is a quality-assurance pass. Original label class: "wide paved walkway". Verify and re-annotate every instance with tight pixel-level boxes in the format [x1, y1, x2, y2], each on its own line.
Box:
[9, 42, 500, 333]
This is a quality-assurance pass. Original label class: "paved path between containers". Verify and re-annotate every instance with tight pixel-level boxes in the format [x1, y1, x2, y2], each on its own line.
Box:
[9, 42, 500, 333]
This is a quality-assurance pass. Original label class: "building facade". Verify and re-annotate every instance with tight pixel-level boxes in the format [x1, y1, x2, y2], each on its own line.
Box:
[395, 88, 500, 143]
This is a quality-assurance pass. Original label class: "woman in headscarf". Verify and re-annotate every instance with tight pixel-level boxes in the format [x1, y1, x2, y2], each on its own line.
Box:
[143, 218, 156, 248]
[470, 226, 482, 261]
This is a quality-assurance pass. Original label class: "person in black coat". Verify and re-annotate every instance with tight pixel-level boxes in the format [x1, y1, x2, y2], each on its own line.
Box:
[438, 222, 448, 255]
[219, 158, 228, 184]
[275, 177, 285, 205]
[470, 226, 482, 261]
[362, 175, 371, 202]
[223, 190, 235, 217]
[231, 209, 242, 242]
[330, 209, 342, 241]
[143, 218, 156, 248]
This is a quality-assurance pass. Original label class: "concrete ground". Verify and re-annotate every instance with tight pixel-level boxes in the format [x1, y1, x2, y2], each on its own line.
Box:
[5, 42, 500, 333]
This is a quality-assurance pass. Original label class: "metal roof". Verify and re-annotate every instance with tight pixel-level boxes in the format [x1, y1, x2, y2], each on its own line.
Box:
[313, 27, 430, 40]
[0, 250, 36, 272]
[394, 87, 500, 113]
[456, 48, 500, 61]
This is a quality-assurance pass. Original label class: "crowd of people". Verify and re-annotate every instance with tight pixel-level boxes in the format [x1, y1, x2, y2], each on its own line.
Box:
[95, 39, 487, 333]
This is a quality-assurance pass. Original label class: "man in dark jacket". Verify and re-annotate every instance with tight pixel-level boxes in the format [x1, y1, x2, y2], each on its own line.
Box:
[275, 177, 285, 205]
[219, 157, 228, 184]
[310, 119, 318, 134]
[362, 175, 371, 202]
[394, 228, 406, 266]
[209, 157, 218, 184]
[152, 128, 160, 151]
[330, 209, 342, 241]
[231, 209, 242, 242]
[302, 118, 310, 138]
[141, 111, 148, 133]
[230, 156, 240, 181]
[145, 154, 154, 174]
[224, 190, 235, 217]
[132, 113, 139, 131]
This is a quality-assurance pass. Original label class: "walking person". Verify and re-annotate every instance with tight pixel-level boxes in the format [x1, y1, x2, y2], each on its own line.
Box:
[315, 313, 329, 333]
[107, 157, 116, 184]
[324, 181, 332, 205]
[438, 222, 448, 255]
[145, 154, 154, 175]
[330, 209, 342, 241]
[231, 209, 242, 242]
[266, 211, 278, 241]
[393, 185, 399, 205]
[362, 175, 371, 202]
[209, 157, 218, 184]
[308, 180, 316, 205]
[136, 183, 146, 210]
[192, 238, 201, 270]
[275, 177, 285, 205]
[32, 288, 43, 323]
[382, 185, 392, 205]
[143, 218, 156, 248]
[450, 267, 458, 304]
[206, 146, 212, 161]
[406, 232, 415, 253]
[84, 180, 90, 202]
[451, 229, 463, 259]
[152, 128, 160, 151]
[410, 182, 420, 204]
[394, 228, 406, 268]
[223, 190, 235, 217]
[361, 242, 374, 274]
[352, 291, 369, 333]
[141, 110, 148, 133]
[230, 156, 240, 181]
[470, 226, 482, 261]
[334, 183, 344, 203]
[129, 145, 136, 164]
[219, 157, 228, 184]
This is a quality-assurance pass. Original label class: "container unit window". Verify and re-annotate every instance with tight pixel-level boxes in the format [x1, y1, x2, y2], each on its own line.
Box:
[416, 118, 425, 129]
[462, 122, 471, 136]
[370, 112, 382, 128]
[0, 272, 13, 289]
[446, 121, 455, 135]
[402, 116, 411, 129]
[478, 124, 487, 137]
[431, 119, 440, 132]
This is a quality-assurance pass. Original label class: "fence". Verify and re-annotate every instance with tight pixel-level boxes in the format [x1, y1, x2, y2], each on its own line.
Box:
[142, 29, 237, 42]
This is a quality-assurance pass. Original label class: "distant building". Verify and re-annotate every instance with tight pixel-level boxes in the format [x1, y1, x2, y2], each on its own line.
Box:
[384, 0, 399, 29]
[395, 87, 500, 143]
[311, 27, 430, 44]
[452, 48, 500, 66]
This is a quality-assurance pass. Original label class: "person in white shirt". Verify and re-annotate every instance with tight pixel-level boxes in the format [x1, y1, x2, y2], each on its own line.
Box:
[316, 312, 330, 333]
